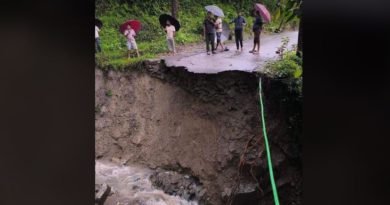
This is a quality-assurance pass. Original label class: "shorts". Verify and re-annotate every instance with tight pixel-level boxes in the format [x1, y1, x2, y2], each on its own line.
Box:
[126, 40, 137, 50]
[216, 32, 222, 42]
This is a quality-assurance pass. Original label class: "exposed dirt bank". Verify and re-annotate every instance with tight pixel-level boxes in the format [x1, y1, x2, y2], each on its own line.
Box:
[95, 60, 301, 205]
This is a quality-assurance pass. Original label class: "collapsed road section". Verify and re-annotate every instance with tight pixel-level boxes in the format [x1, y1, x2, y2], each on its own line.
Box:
[95, 59, 301, 205]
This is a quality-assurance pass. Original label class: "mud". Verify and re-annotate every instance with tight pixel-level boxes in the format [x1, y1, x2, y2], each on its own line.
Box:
[95, 60, 301, 205]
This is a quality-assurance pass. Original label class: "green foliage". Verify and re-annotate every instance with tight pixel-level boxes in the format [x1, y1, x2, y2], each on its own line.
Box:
[264, 48, 302, 100]
[276, 37, 290, 59]
[267, 58, 301, 78]
[105, 90, 113, 97]
[271, 0, 301, 32]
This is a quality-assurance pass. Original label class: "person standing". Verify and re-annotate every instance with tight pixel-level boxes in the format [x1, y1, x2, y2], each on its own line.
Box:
[214, 15, 227, 52]
[165, 20, 176, 55]
[95, 25, 101, 53]
[230, 11, 246, 52]
[250, 10, 263, 54]
[123, 25, 140, 58]
[204, 11, 216, 55]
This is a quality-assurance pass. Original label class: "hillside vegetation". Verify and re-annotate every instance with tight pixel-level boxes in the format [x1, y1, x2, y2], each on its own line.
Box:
[95, 0, 300, 69]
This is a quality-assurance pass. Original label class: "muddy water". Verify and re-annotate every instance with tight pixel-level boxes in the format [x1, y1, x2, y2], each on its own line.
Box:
[96, 161, 198, 205]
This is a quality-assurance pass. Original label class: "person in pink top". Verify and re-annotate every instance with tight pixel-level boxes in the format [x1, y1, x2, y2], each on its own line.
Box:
[123, 25, 140, 58]
[214, 15, 228, 52]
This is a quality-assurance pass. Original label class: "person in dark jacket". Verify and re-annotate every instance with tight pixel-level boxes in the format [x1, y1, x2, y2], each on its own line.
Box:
[204, 11, 216, 55]
[250, 10, 263, 54]
[230, 11, 246, 52]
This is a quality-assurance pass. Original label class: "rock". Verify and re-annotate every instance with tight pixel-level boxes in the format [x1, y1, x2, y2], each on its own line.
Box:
[198, 188, 207, 197]
[271, 146, 286, 168]
[238, 182, 257, 193]
[131, 135, 143, 145]
[95, 183, 111, 205]
[221, 187, 232, 200]
[111, 157, 121, 164]
[100, 106, 108, 114]
[228, 106, 237, 111]
[182, 192, 190, 200]
[232, 182, 259, 205]
[150, 169, 205, 201]
[228, 142, 237, 153]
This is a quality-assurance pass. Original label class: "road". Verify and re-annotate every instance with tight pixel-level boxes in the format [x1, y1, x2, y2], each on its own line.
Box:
[163, 30, 298, 74]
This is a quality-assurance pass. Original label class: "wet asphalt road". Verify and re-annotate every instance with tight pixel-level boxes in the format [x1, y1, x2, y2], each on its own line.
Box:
[163, 30, 298, 74]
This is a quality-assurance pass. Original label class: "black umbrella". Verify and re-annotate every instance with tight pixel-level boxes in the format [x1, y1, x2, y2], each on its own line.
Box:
[95, 18, 103, 28]
[159, 14, 180, 31]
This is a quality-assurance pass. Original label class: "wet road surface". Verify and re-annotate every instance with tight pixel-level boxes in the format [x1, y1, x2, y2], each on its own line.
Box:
[163, 30, 298, 74]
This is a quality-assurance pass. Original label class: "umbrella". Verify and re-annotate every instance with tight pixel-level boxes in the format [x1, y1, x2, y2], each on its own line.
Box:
[255, 3, 271, 23]
[205, 5, 224, 17]
[159, 14, 181, 31]
[95, 18, 103, 28]
[119, 20, 142, 34]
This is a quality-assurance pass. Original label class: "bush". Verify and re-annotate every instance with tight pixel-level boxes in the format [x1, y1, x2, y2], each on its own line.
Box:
[268, 59, 300, 78]
[264, 49, 302, 96]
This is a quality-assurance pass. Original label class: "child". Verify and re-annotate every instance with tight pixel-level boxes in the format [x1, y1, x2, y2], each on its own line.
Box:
[165, 20, 176, 55]
[95, 25, 101, 53]
[204, 11, 216, 55]
[123, 25, 140, 58]
[214, 16, 226, 52]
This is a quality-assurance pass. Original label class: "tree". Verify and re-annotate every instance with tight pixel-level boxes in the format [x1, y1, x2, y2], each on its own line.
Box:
[171, 0, 179, 19]
[274, 0, 300, 32]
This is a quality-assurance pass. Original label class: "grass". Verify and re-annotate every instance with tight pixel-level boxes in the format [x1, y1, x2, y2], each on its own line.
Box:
[96, 1, 299, 70]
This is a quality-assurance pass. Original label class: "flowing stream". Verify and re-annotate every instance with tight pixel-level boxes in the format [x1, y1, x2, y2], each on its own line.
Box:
[96, 160, 198, 205]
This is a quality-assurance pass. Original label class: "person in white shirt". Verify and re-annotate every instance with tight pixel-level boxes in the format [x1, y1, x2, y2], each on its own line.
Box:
[123, 25, 140, 58]
[214, 16, 227, 52]
[95, 25, 101, 53]
[165, 20, 176, 55]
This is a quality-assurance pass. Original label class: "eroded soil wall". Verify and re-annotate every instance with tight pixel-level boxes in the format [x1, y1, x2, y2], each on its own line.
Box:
[95, 61, 301, 205]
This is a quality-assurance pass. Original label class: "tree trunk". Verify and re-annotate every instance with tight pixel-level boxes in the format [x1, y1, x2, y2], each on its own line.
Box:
[171, 0, 179, 19]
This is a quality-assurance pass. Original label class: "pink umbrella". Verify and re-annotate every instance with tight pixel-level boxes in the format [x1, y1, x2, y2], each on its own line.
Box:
[119, 20, 142, 34]
[255, 3, 271, 23]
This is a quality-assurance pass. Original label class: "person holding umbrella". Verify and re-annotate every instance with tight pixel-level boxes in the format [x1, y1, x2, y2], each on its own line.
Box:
[250, 10, 263, 54]
[123, 25, 140, 58]
[159, 14, 181, 56]
[230, 11, 246, 52]
[204, 11, 217, 55]
[165, 20, 176, 55]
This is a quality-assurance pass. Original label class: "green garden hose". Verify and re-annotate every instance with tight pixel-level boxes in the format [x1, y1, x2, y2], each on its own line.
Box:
[259, 77, 280, 205]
